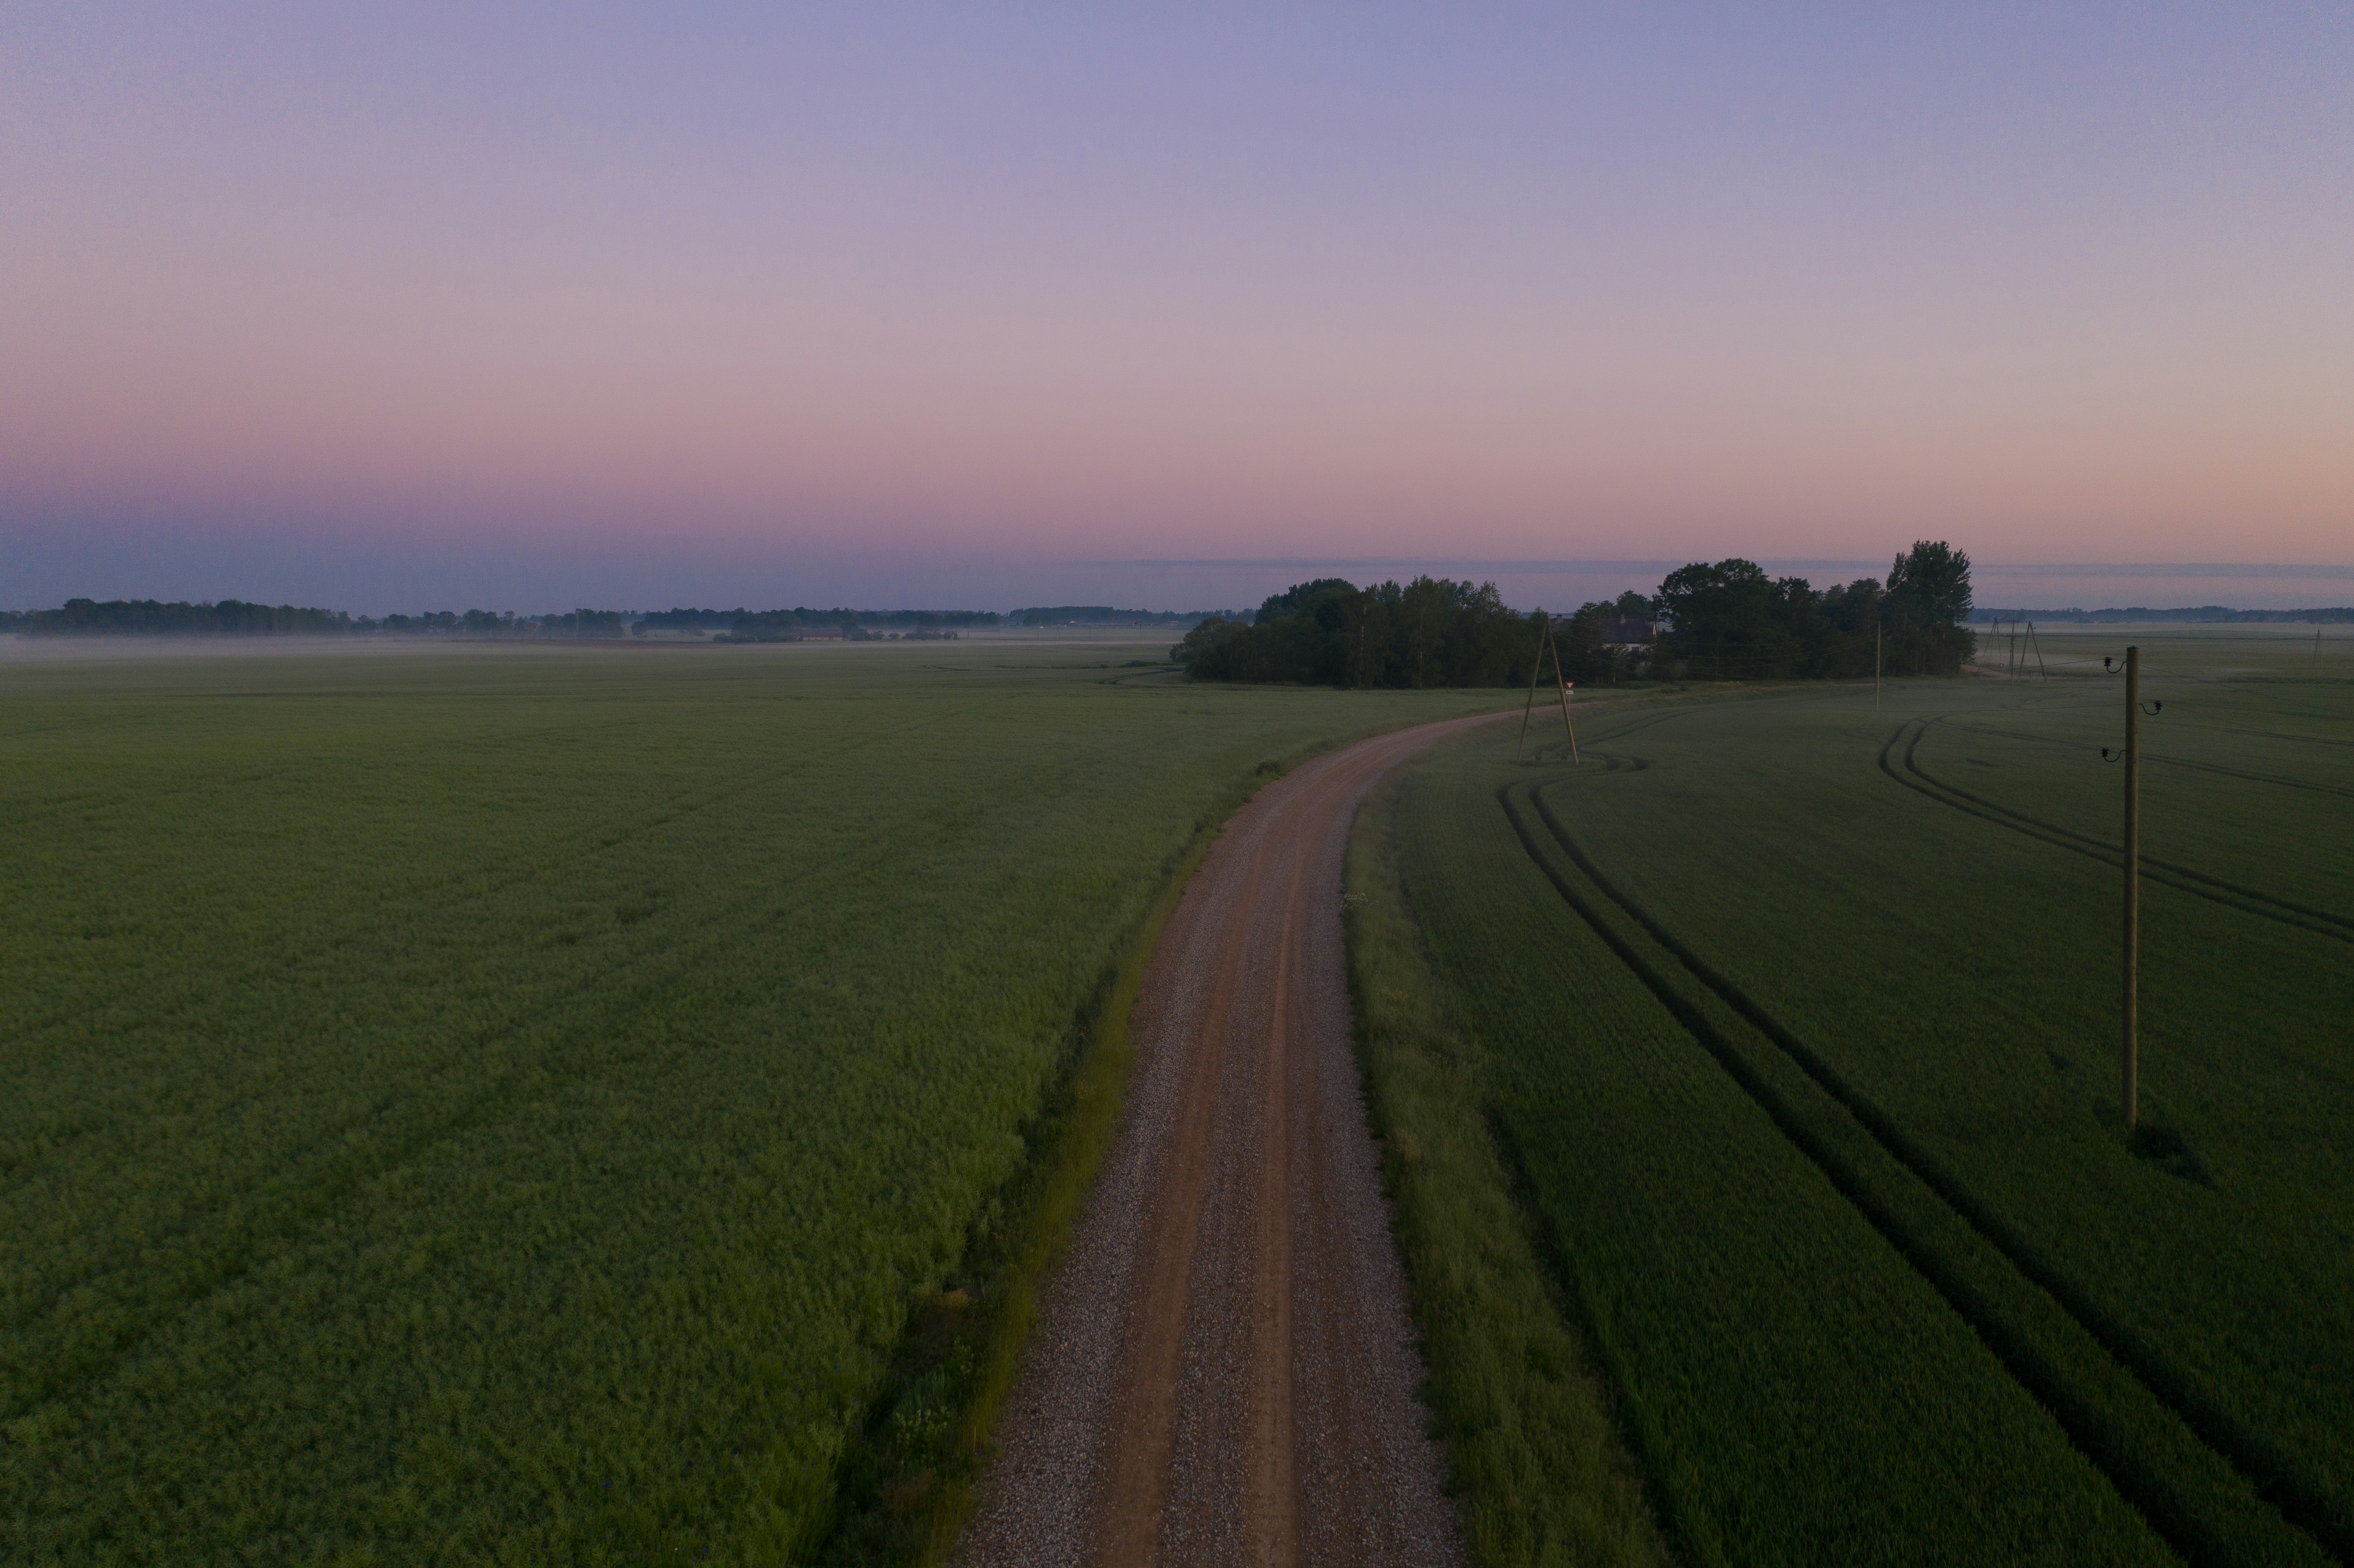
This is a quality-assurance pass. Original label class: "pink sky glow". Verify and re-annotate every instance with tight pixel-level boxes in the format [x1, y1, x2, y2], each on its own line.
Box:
[4, 5, 2348, 610]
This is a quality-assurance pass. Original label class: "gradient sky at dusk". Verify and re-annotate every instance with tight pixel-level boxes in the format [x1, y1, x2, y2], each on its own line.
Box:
[5, 4, 2348, 611]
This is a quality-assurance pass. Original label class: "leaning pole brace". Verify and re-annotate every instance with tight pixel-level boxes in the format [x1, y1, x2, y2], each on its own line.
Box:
[1550, 624, 1580, 765]
[1517, 611, 1548, 758]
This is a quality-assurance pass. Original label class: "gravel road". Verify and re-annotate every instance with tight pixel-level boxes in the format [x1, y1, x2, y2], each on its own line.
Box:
[959, 714, 1502, 1568]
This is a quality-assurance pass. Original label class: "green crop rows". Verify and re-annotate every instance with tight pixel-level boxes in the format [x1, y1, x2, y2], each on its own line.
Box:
[0, 643, 1507, 1565]
[1370, 629, 2352, 1565]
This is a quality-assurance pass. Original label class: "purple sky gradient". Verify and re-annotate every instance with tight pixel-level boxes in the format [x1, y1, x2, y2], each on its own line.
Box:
[4, 4, 2348, 611]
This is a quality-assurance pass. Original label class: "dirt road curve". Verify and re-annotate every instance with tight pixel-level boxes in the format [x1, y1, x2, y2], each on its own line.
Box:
[960, 714, 1503, 1568]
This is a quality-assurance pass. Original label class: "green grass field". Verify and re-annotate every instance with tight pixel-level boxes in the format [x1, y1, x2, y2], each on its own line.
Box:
[0, 642, 1507, 1565]
[1361, 629, 2352, 1566]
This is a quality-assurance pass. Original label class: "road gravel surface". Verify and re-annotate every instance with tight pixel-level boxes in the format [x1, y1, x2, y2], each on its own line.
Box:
[960, 713, 1504, 1568]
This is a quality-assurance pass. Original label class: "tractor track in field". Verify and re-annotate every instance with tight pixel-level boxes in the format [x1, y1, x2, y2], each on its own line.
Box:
[1880, 719, 2354, 943]
[1501, 773, 2352, 1565]
[956, 714, 1507, 1568]
[1939, 716, 2354, 801]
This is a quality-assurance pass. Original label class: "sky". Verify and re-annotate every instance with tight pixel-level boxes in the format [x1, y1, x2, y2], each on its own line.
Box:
[4, 3, 2349, 613]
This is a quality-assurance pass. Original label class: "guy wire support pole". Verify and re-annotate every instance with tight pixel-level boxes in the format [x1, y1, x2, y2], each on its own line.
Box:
[2122, 644, 2140, 1131]
[1517, 610, 1547, 758]
[1553, 626, 1580, 766]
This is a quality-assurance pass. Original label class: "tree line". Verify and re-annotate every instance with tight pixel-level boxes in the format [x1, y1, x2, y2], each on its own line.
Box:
[1974, 605, 2354, 625]
[1173, 543, 1977, 687]
[7, 598, 356, 636]
[1013, 606, 1241, 626]
[643, 607, 1003, 636]
[1653, 542, 1975, 679]
[1174, 577, 1549, 688]
[2, 600, 1006, 638]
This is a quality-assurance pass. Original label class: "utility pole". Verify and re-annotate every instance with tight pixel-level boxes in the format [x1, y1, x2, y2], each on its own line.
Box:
[2122, 644, 2140, 1130]
[1874, 621, 1882, 711]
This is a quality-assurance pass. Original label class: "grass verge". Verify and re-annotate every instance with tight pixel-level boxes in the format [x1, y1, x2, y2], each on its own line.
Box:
[1344, 767, 1672, 1568]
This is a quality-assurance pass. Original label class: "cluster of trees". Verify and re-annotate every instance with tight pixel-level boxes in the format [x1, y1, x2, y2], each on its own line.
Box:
[710, 610, 984, 642]
[371, 609, 626, 638]
[1173, 542, 1977, 688]
[1975, 605, 2354, 624]
[714, 610, 847, 642]
[4, 600, 1009, 639]
[3, 600, 638, 638]
[1653, 542, 1974, 679]
[10, 598, 354, 635]
[1173, 576, 1546, 688]
[1014, 606, 1241, 626]
[641, 607, 1002, 635]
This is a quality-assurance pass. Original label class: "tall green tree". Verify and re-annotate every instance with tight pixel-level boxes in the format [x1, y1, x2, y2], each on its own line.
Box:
[1884, 540, 1977, 674]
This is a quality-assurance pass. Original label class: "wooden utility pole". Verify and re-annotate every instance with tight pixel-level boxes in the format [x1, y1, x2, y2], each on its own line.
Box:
[1874, 621, 1882, 710]
[2122, 644, 2141, 1130]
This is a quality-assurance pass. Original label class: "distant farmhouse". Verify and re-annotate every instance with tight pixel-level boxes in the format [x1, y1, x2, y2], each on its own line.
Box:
[1609, 616, 1658, 646]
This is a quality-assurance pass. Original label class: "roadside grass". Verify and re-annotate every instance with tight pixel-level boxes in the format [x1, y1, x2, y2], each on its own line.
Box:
[1346, 774, 1670, 1568]
[0, 644, 1510, 1565]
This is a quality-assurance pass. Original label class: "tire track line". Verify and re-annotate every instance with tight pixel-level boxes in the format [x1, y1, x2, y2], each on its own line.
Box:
[1513, 777, 2348, 1564]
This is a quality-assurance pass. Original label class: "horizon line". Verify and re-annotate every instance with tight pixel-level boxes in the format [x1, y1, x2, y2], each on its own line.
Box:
[1079, 558, 2354, 576]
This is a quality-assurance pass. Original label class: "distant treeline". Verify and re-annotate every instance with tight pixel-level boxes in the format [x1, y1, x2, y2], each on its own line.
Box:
[376, 610, 628, 638]
[7, 598, 357, 636]
[1173, 542, 1978, 688]
[1, 600, 1004, 639]
[1972, 605, 2354, 624]
[3, 600, 635, 639]
[641, 607, 1002, 636]
[1013, 606, 1239, 626]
